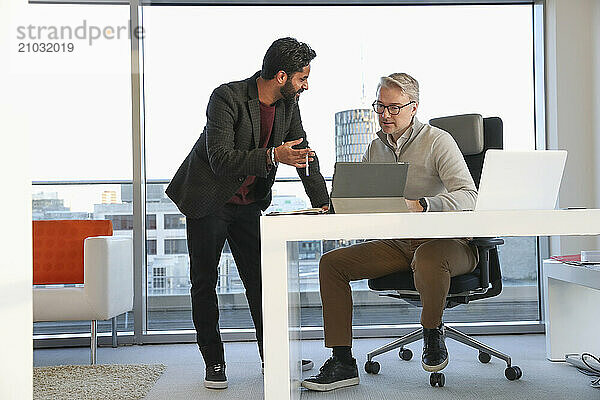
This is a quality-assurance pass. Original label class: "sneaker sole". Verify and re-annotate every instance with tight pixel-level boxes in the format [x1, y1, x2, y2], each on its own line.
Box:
[301, 377, 359, 392]
[204, 380, 228, 389]
[422, 356, 449, 372]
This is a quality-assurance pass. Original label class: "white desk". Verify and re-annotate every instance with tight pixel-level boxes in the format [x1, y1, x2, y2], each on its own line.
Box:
[543, 259, 600, 361]
[260, 209, 600, 400]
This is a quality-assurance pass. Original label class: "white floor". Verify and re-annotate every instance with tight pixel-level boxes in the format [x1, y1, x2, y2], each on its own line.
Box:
[34, 334, 599, 400]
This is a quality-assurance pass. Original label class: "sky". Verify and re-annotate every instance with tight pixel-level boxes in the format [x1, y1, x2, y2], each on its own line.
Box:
[9, 3, 534, 210]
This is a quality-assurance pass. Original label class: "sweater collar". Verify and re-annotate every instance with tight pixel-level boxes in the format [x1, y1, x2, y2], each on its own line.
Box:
[376, 116, 424, 150]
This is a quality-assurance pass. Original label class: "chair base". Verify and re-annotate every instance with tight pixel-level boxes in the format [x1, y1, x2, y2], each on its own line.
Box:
[366, 325, 519, 381]
[366, 325, 512, 367]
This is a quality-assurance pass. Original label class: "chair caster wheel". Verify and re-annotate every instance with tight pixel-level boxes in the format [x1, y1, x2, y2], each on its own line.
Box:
[478, 351, 491, 363]
[399, 348, 413, 361]
[505, 366, 522, 381]
[430, 372, 445, 387]
[364, 360, 380, 374]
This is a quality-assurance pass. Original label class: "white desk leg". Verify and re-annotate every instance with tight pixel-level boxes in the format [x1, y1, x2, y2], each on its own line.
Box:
[287, 242, 302, 398]
[262, 239, 302, 400]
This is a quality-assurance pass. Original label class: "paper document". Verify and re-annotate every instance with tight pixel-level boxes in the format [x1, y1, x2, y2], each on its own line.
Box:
[266, 208, 327, 216]
[550, 255, 600, 269]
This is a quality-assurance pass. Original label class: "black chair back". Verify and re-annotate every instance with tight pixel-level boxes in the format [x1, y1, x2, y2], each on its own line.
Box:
[430, 115, 504, 301]
[465, 117, 504, 189]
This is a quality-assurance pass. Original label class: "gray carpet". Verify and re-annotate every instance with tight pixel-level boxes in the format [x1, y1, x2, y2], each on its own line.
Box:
[34, 334, 599, 399]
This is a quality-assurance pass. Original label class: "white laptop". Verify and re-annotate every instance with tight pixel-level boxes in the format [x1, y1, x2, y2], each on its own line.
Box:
[330, 162, 409, 214]
[475, 150, 568, 211]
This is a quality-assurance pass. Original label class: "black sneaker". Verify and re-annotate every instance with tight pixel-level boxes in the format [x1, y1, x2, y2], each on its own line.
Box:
[204, 363, 228, 389]
[422, 325, 448, 372]
[301, 356, 359, 392]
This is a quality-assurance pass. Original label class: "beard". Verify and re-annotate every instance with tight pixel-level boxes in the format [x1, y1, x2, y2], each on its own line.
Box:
[280, 80, 303, 102]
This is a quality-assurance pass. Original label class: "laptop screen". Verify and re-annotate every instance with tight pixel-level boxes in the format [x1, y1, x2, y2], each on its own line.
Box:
[475, 150, 567, 211]
[331, 162, 409, 198]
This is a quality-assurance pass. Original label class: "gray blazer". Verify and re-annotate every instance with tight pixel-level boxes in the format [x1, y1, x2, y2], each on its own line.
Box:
[166, 71, 330, 218]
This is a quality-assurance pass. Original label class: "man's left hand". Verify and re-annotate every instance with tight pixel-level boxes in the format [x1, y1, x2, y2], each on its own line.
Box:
[405, 199, 424, 212]
[321, 205, 330, 213]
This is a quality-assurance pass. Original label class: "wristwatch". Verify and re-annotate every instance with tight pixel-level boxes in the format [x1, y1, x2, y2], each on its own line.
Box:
[418, 197, 428, 212]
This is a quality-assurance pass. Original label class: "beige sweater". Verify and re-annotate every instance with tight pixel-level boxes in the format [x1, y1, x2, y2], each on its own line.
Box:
[362, 117, 477, 212]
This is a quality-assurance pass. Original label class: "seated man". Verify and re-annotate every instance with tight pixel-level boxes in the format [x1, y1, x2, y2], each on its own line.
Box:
[302, 72, 478, 392]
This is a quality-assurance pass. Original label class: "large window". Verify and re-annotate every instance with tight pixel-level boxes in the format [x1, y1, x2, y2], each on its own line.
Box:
[26, 4, 133, 339]
[25, 1, 540, 343]
[142, 4, 537, 333]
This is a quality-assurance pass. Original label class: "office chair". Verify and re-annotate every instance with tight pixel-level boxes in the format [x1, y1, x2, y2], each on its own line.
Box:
[364, 114, 522, 387]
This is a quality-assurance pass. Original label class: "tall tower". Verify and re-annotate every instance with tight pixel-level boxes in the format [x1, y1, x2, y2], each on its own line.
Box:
[334, 108, 378, 162]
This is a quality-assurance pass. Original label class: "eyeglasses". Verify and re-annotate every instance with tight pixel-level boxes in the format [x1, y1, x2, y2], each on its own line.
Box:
[372, 100, 415, 115]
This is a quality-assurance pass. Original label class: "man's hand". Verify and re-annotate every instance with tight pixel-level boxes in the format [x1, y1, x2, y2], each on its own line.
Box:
[321, 204, 329, 213]
[274, 138, 315, 168]
[405, 199, 424, 212]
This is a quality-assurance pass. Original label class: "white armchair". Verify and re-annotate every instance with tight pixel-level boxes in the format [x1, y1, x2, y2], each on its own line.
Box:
[33, 220, 133, 364]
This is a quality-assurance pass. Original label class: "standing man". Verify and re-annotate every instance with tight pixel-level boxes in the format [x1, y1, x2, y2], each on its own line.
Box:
[166, 37, 329, 390]
[302, 73, 478, 392]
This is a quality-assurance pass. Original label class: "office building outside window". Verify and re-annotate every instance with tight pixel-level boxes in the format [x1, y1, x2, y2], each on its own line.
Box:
[335, 109, 379, 162]
[164, 214, 186, 230]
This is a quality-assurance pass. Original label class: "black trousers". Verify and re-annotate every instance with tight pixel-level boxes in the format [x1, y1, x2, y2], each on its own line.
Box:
[186, 203, 263, 365]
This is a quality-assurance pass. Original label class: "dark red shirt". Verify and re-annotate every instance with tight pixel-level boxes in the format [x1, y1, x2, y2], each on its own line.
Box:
[228, 101, 276, 205]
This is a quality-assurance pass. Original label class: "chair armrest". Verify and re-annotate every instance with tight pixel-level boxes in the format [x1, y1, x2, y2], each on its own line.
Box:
[83, 236, 133, 320]
[469, 238, 504, 291]
[469, 237, 504, 248]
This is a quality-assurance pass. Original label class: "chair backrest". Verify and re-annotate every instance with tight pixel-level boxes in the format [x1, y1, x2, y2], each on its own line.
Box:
[429, 114, 503, 189]
[33, 220, 113, 285]
[429, 114, 504, 298]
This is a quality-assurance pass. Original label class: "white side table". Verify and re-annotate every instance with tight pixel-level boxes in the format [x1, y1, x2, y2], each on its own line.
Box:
[543, 259, 600, 361]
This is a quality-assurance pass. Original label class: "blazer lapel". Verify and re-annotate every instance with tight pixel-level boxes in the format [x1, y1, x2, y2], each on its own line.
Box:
[271, 101, 286, 147]
[248, 99, 261, 147]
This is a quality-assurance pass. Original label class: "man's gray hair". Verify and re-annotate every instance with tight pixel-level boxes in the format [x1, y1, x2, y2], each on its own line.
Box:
[377, 72, 419, 103]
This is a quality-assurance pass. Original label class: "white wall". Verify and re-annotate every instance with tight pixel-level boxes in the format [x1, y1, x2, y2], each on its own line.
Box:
[545, 0, 600, 255]
[594, 2, 600, 224]
[0, 0, 33, 398]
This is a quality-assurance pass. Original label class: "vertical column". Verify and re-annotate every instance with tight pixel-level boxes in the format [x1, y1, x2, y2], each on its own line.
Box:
[130, 0, 147, 344]
[0, 1, 32, 394]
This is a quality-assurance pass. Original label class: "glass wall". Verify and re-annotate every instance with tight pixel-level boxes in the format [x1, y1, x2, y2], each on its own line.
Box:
[24, 1, 539, 342]
[26, 3, 133, 338]
[142, 4, 537, 333]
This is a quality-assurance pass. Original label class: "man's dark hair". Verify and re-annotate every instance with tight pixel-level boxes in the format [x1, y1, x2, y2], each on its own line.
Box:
[261, 37, 316, 80]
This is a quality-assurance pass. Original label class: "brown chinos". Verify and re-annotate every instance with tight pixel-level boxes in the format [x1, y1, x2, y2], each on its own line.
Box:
[319, 238, 478, 347]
